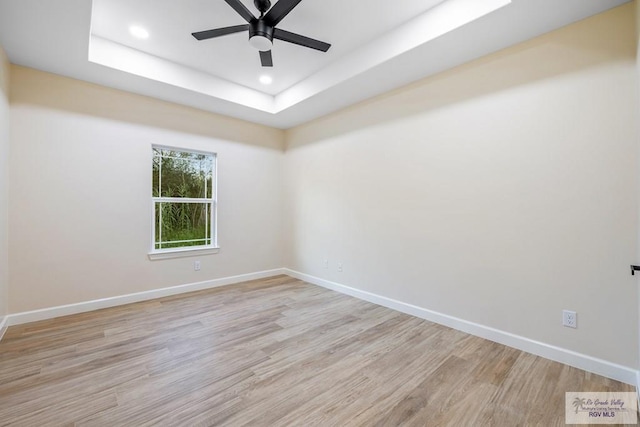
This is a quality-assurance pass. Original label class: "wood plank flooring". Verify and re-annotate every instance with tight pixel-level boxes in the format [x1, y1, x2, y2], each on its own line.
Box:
[0, 275, 634, 426]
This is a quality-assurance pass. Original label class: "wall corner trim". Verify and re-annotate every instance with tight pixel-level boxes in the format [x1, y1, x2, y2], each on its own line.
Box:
[5, 269, 285, 327]
[636, 371, 640, 406]
[282, 269, 639, 386]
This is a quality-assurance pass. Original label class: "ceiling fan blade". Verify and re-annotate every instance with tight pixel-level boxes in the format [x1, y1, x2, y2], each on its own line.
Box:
[273, 28, 331, 52]
[264, 0, 302, 26]
[260, 50, 273, 67]
[192, 24, 249, 40]
[223, 0, 256, 23]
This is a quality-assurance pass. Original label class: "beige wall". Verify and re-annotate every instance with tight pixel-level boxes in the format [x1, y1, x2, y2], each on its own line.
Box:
[635, 0, 640, 371]
[4, 2, 639, 372]
[0, 45, 9, 321]
[284, 4, 639, 368]
[8, 66, 285, 312]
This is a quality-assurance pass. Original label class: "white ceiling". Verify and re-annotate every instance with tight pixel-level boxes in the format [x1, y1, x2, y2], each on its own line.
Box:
[91, 0, 447, 95]
[0, 0, 631, 129]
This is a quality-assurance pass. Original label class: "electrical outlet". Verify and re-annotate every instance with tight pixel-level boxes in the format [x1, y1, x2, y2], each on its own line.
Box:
[562, 310, 577, 328]
[337, 263, 343, 272]
[323, 259, 329, 269]
[194, 260, 201, 271]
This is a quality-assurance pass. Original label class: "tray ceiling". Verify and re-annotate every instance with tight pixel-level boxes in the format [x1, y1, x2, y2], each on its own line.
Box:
[0, 0, 630, 128]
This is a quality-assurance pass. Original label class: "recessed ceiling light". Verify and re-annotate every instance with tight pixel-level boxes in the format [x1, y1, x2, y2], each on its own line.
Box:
[129, 25, 149, 40]
[259, 75, 273, 85]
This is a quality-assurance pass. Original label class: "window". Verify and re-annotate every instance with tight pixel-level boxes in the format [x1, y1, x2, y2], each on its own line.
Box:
[151, 146, 217, 257]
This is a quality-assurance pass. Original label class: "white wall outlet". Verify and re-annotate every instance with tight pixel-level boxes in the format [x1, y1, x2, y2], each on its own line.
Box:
[337, 262, 343, 272]
[562, 310, 577, 328]
[323, 259, 329, 269]
[194, 260, 201, 271]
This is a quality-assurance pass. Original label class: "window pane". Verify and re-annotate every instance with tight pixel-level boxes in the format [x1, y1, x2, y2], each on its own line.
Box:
[154, 202, 212, 250]
[155, 203, 161, 244]
[157, 151, 213, 199]
[152, 150, 160, 197]
[206, 162, 214, 199]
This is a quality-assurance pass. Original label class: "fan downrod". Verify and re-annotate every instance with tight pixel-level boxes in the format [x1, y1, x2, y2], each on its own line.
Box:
[254, 0, 271, 16]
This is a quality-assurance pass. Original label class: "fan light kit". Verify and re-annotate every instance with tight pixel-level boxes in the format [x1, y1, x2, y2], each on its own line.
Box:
[250, 34, 272, 51]
[192, 0, 331, 67]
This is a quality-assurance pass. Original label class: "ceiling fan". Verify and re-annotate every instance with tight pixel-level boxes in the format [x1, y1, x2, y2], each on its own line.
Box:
[192, 0, 331, 67]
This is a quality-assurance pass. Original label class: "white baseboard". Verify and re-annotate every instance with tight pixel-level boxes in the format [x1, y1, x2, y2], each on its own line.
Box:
[6, 269, 285, 327]
[0, 315, 7, 341]
[3, 267, 638, 387]
[283, 269, 639, 386]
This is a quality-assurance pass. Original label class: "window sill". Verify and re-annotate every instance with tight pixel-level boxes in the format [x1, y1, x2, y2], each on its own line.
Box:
[148, 246, 220, 260]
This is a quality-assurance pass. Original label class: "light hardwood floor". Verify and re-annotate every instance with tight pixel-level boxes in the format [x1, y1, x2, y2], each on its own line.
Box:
[0, 275, 635, 426]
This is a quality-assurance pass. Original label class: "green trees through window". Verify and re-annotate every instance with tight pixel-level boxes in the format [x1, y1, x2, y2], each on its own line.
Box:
[152, 147, 216, 250]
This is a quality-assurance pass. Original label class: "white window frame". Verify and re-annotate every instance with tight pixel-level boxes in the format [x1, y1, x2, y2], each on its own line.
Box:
[148, 145, 219, 260]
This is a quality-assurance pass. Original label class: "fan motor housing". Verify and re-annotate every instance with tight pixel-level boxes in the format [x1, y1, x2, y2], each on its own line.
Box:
[249, 20, 274, 51]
